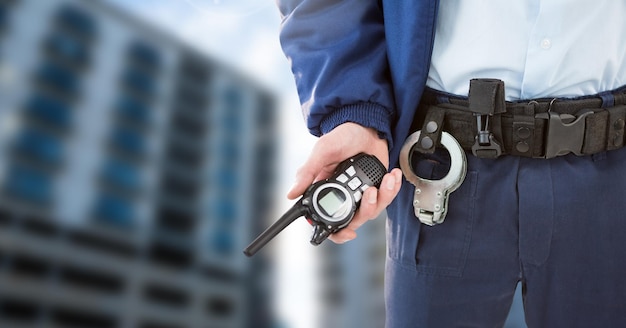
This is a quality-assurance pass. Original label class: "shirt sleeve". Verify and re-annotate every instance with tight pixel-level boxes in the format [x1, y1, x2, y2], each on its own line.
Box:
[277, 0, 396, 148]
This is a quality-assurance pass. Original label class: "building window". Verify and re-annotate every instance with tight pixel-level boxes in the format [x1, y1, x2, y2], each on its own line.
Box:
[24, 92, 72, 130]
[156, 205, 194, 234]
[4, 165, 52, 204]
[222, 109, 241, 133]
[44, 31, 90, 68]
[218, 140, 240, 163]
[55, 5, 97, 40]
[0, 0, 19, 33]
[35, 61, 79, 98]
[128, 40, 161, 73]
[110, 126, 145, 158]
[179, 57, 210, 85]
[223, 88, 243, 110]
[93, 192, 134, 228]
[214, 167, 238, 191]
[171, 110, 205, 137]
[101, 158, 140, 192]
[0, 298, 42, 324]
[210, 229, 234, 256]
[59, 265, 125, 294]
[0, 3, 10, 33]
[214, 198, 237, 224]
[50, 308, 117, 328]
[175, 83, 207, 109]
[143, 284, 189, 308]
[115, 94, 150, 128]
[148, 238, 193, 269]
[207, 296, 235, 317]
[160, 173, 198, 200]
[165, 142, 201, 168]
[12, 128, 63, 166]
[122, 66, 155, 99]
[256, 93, 275, 127]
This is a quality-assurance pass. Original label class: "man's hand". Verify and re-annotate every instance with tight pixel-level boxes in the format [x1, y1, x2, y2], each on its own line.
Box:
[288, 122, 402, 243]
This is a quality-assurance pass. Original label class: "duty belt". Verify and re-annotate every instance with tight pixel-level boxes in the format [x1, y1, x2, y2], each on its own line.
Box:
[412, 79, 626, 159]
[402, 79, 626, 225]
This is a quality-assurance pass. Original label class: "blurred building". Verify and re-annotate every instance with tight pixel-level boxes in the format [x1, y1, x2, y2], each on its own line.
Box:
[317, 213, 387, 328]
[0, 0, 277, 327]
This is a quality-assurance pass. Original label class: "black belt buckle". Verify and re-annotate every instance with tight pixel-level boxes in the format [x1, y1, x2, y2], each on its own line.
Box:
[471, 113, 502, 159]
[472, 130, 502, 159]
[535, 111, 592, 158]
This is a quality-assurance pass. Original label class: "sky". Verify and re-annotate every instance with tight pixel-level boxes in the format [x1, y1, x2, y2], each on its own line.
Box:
[101, 1, 320, 327]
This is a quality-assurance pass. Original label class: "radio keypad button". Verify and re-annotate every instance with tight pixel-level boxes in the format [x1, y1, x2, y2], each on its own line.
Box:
[336, 174, 349, 183]
[348, 177, 362, 190]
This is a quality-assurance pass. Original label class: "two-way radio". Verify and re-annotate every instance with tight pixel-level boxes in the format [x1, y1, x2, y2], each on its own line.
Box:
[244, 153, 386, 257]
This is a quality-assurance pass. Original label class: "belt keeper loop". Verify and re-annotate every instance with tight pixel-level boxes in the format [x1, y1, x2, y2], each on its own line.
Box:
[599, 91, 615, 108]
[415, 105, 445, 154]
[468, 79, 505, 158]
[511, 102, 536, 157]
[607, 105, 626, 150]
[614, 92, 626, 106]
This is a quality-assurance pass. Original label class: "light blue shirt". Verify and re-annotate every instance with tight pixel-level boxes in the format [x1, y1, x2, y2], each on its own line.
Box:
[427, 0, 626, 101]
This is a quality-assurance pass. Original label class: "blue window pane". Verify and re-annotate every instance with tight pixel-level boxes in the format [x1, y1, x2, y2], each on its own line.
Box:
[176, 84, 207, 109]
[111, 127, 145, 157]
[257, 95, 275, 127]
[25, 93, 72, 129]
[179, 58, 210, 84]
[13, 128, 63, 165]
[219, 141, 239, 163]
[4, 165, 52, 204]
[214, 199, 237, 223]
[170, 110, 205, 139]
[56, 5, 97, 39]
[222, 111, 241, 132]
[0, 6, 6, 31]
[215, 168, 238, 191]
[224, 88, 243, 110]
[129, 41, 161, 71]
[46, 32, 89, 66]
[94, 193, 134, 228]
[116, 94, 150, 126]
[122, 67, 155, 98]
[211, 230, 234, 255]
[102, 159, 140, 191]
[36, 61, 78, 97]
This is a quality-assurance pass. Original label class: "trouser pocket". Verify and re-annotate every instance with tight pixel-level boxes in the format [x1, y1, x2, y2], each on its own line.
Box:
[409, 148, 478, 277]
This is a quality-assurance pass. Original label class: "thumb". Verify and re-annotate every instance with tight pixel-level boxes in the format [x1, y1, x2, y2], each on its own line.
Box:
[287, 154, 330, 200]
[287, 170, 314, 200]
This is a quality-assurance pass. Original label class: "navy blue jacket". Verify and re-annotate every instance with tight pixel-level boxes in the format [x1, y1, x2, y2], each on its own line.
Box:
[277, 0, 440, 167]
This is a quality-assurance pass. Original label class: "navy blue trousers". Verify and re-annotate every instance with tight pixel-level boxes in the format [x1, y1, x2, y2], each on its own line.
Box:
[385, 146, 626, 327]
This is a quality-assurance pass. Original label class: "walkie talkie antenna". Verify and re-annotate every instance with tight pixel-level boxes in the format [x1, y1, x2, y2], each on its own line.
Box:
[244, 200, 307, 257]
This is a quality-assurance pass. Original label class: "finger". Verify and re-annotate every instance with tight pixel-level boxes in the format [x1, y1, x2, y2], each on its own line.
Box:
[328, 228, 357, 244]
[287, 149, 343, 200]
[375, 168, 403, 208]
[328, 169, 403, 244]
[287, 169, 316, 200]
[354, 170, 402, 222]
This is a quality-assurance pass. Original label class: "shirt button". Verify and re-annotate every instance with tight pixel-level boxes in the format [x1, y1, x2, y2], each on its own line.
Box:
[540, 38, 552, 49]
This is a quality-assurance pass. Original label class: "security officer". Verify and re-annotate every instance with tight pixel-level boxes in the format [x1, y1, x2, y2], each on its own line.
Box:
[277, 0, 626, 326]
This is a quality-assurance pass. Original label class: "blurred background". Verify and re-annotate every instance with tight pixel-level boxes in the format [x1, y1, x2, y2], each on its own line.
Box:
[0, 0, 526, 327]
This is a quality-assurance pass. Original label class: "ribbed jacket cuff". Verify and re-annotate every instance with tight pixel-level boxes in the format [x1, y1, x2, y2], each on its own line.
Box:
[317, 102, 394, 150]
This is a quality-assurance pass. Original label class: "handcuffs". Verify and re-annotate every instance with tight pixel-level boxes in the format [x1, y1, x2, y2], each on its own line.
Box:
[399, 130, 467, 226]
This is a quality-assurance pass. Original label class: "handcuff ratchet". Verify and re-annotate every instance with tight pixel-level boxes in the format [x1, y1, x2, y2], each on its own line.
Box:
[399, 131, 467, 226]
